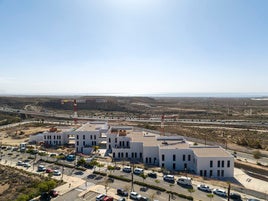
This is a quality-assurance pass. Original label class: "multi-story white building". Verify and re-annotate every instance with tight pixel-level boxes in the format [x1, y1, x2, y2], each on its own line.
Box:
[107, 127, 234, 178]
[43, 131, 69, 146]
[75, 122, 108, 154]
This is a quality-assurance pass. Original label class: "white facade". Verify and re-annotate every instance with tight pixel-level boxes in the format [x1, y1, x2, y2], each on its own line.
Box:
[29, 133, 44, 144]
[43, 132, 69, 146]
[75, 122, 108, 154]
[107, 127, 234, 178]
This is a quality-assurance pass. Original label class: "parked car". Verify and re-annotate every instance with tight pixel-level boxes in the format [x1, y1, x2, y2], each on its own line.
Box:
[96, 194, 106, 201]
[38, 165, 46, 172]
[53, 170, 61, 176]
[46, 168, 53, 173]
[23, 163, 31, 168]
[117, 188, 128, 196]
[139, 196, 149, 201]
[66, 154, 75, 161]
[230, 192, 242, 200]
[130, 192, 141, 200]
[213, 189, 227, 197]
[147, 172, 157, 178]
[49, 189, 59, 198]
[118, 198, 126, 201]
[163, 175, 175, 183]
[103, 196, 113, 201]
[177, 176, 192, 186]
[133, 168, 144, 175]
[122, 166, 131, 173]
[197, 184, 212, 193]
[17, 161, 25, 166]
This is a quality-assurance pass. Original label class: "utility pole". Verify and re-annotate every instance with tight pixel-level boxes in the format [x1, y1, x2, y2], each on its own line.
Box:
[227, 183, 230, 201]
[131, 162, 134, 192]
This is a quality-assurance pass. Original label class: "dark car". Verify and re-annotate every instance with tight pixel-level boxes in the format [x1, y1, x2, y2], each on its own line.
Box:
[230, 193, 242, 200]
[163, 175, 175, 183]
[117, 188, 128, 196]
[49, 189, 59, 198]
[139, 197, 149, 201]
[147, 172, 157, 178]
[40, 192, 51, 201]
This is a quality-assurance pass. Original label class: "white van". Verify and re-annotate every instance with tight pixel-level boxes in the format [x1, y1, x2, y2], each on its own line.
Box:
[177, 176, 192, 186]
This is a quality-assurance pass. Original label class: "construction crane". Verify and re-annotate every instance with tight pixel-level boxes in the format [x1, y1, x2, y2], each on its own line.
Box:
[61, 99, 85, 124]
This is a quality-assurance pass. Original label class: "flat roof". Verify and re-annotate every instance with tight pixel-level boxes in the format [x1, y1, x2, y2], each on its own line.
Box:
[191, 146, 232, 157]
[127, 131, 189, 149]
[76, 122, 107, 132]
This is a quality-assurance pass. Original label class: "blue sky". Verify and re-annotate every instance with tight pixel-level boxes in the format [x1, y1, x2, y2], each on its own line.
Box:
[0, 0, 268, 95]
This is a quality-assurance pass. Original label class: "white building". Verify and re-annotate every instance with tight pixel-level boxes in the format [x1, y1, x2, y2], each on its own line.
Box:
[107, 127, 234, 178]
[29, 132, 44, 144]
[43, 132, 69, 146]
[75, 122, 108, 154]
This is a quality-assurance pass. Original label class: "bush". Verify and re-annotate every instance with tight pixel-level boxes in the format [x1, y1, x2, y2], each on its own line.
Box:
[167, 191, 194, 200]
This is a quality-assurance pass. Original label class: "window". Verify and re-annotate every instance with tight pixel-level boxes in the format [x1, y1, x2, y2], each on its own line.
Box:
[108, 138, 111, 143]
[227, 160, 230, 167]
[118, 153, 120, 158]
[188, 154, 191, 161]
[83, 135, 85, 140]
[200, 170, 203, 176]
[134, 152, 137, 158]
[115, 138, 117, 143]
[173, 154, 176, 161]
[131, 152, 134, 158]
[127, 141, 129, 147]
[113, 152, 115, 158]
[126, 152, 128, 158]
[162, 163, 164, 168]
[210, 160, 213, 168]
[222, 160, 225, 168]
[221, 170, 224, 177]
[162, 154, 165, 161]
[173, 163, 176, 170]
[44, 136, 46, 139]
[149, 157, 152, 163]
[210, 170, 213, 177]
[83, 141, 85, 146]
[94, 135, 96, 140]
[217, 170, 220, 177]
[53, 136, 56, 139]
[183, 154, 186, 161]
[77, 135, 79, 140]
[90, 135, 92, 140]
[140, 153, 142, 158]
[204, 170, 207, 177]
[217, 160, 220, 167]
[77, 141, 79, 146]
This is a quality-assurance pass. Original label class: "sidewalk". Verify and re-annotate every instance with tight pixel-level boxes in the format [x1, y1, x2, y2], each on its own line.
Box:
[234, 168, 268, 194]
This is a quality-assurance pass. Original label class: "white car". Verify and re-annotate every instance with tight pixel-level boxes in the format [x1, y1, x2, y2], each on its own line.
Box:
[96, 194, 106, 201]
[53, 170, 61, 176]
[17, 161, 25, 166]
[23, 163, 31, 168]
[130, 192, 141, 200]
[213, 188, 227, 197]
[133, 168, 144, 175]
[163, 175, 175, 183]
[197, 184, 212, 193]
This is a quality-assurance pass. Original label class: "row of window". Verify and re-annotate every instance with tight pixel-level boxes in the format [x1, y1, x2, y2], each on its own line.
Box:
[76, 135, 96, 140]
[76, 141, 97, 146]
[210, 160, 231, 168]
[44, 135, 61, 140]
[113, 152, 142, 159]
[45, 140, 62, 145]
[161, 162, 188, 169]
[162, 154, 191, 162]
[200, 169, 225, 177]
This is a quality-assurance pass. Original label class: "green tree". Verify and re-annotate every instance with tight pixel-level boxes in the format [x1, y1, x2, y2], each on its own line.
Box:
[207, 193, 214, 201]
[16, 194, 29, 201]
[77, 158, 86, 166]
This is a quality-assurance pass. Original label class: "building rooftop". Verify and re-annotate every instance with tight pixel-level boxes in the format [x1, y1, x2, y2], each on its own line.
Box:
[191, 146, 232, 157]
[76, 122, 108, 132]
